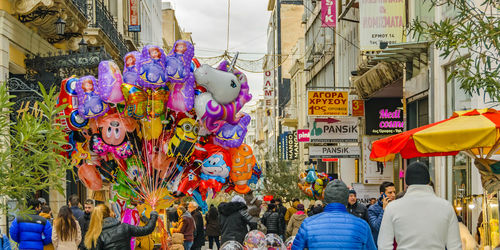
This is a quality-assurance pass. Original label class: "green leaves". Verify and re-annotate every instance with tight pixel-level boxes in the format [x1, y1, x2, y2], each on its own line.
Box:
[0, 82, 72, 214]
[263, 158, 308, 201]
[409, 0, 500, 102]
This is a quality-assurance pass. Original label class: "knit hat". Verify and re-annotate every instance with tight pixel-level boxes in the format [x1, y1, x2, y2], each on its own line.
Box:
[323, 179, 349, 206]
[296, 204, 304, 211]
[348, 189, 356, 195]
[231, 195, 246, 204]
[405, 162, 430, 185]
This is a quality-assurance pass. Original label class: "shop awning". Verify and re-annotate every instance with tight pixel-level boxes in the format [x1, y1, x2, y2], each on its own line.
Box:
[353, 62, 403, 99]
[372, 41, 429, 69]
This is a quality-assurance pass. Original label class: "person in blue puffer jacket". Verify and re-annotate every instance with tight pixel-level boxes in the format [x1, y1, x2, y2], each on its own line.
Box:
[10, 199, 52, 250]
[292, 180, 376, 250]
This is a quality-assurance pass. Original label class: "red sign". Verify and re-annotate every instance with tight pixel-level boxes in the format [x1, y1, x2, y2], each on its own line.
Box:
[322, 158, 339, 162]
[297, 129, 310, 142]
[321, 0, 336, 27]
[352, 100, 364, 117]
[129, 0, 140, 32]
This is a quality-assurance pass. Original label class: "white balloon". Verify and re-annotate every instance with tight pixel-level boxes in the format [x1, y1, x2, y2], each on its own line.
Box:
[194, 64, 241, 105]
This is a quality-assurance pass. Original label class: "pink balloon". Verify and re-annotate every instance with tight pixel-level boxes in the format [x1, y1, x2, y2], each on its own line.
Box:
[78, 163, 103, 191]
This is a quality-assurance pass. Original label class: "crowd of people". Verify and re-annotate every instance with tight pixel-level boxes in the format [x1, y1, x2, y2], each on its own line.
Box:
[5, 162, 481, 249]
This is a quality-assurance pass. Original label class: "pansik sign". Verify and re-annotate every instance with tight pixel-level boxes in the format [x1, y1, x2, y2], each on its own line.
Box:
[307, 91, 348, 116]
[309, 146, 360, 159]
[359, 0, 405, 51]
[128, 0, 141, 32]
[321, 0, 336, 27]
[365, 98, 404, 135]
[309, 117, 359, 142]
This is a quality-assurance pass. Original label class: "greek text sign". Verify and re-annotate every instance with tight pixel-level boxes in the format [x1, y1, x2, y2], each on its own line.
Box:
[365, 98, 404, 135]
[307, 91, 348, 116]
[359, 0, 406, 50]
[309, 146, 360, 159]
[309, 117, 359, 142]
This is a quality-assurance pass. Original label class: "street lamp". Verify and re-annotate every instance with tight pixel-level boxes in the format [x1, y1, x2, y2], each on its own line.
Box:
[55, 17, 66, 36]
[79, 38, 88, 52]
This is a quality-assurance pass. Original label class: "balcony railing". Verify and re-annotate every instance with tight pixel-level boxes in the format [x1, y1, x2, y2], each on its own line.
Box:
[71, 0, 88, 19]
[91, 0, 128, 57]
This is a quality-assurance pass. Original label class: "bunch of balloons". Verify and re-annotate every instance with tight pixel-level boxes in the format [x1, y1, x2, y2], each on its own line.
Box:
[56, 40, 260, 213]
[297, 168, 331, 200]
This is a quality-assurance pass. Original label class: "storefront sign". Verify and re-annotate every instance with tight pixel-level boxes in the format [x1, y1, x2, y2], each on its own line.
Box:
[352, 100, 365, 116]
[297, 129, 310, 142]
[321, 0, 336, 27]
[362, 136, 394, 184]
[309, 117, 359, 142]
[263, 70, 274, 109]
[359, 0, 406, 50]
[128, 0, 141, 32]
[352, 183, 380, 205]
[309, 146, 360, 159]
[286, 131, 299, 160]
[307, 91, 348, 116]
[365, 98, 404, 135]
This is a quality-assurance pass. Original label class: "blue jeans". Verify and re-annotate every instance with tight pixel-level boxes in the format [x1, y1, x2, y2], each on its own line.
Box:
[184, 241, 193, 250]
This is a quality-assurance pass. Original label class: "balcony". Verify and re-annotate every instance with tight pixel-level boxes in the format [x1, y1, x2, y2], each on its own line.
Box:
[85, 0, 128, 63]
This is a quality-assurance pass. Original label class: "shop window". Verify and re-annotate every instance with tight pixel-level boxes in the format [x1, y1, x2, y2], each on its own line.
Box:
[445, 64, 472, 116]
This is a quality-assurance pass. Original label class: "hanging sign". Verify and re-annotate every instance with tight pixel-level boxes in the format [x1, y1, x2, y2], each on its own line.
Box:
[362, 136, 394, 184]
[129, 0, 141, 32]
[309, 146, 360, 159]
[286, 131, 299, 160]
[263, 70, 274, 109]
[297, 129, 310, 142]
[321, 0, 336, 27]
[307, 91, 348, 116]
[352, 100, 365, 117]
[309, 117, 359, 142]
[365, 98, 404, 135]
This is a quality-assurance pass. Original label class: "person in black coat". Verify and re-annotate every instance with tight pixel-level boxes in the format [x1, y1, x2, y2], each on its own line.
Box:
[84, 204, 158, 250]
[78, 199, 94, 250]
[347, 190, 369, 222]
[205, 204, 221, 250]
[261, 204, 283, 235]
[189, 202, 205, 250]
[218, 196, 258, 245]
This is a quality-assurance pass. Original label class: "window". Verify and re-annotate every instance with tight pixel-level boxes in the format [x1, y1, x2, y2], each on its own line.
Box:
[445, 64, 472, 116]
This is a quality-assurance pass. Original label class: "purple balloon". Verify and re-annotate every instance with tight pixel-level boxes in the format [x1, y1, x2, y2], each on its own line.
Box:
[214, 113, 251, 148]
[137, 45, 167, 89]
[75, 75, 109, 119]
[98, 60, 124, 104]
[123, 51, 141, 85]
[166, 40, 195, 112]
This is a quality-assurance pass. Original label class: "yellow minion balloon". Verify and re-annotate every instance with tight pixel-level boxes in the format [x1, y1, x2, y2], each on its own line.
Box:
[167, 117, 199, 162]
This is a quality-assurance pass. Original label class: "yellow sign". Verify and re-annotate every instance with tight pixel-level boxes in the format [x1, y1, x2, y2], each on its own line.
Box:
[308, 91, 348, 116]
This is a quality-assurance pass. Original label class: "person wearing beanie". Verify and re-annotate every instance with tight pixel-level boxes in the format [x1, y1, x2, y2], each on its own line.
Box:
[347, 189, 369, 222]
[368, 181, 396, 245]
[378, 162, 462, 250]
[292, 180, 376, 250]
[218, 195, 258, 245]
[286, 204, 307, 237]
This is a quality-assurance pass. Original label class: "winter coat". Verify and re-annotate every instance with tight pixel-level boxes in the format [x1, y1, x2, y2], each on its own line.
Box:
[367, 198, 384, 245]
[377, 185, 462, 250]
[286, 211, 306, 237]
[284, 201, 299, 223]
[52, 219, 82, 250]
[261, 210, 283, 235]
[308, 205, 323, 217]
[70, 207, 84, 221]
[191, 210, 205, 248]
[92, 211, 158, 250]
[0, 233, 11, 250]
[348, 202, 369, 222]
[218, 202, 258, 244]
[10, 212, 52, 250]
[205, 211, 221, 237]
[77, 212, 91, 250]
[292, 203, 376, 250]
[171, 213, 195, 242]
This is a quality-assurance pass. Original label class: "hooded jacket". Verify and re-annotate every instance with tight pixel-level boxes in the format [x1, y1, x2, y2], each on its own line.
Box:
[284, 201, 299, 223]
[205, 209, 221, 237]
[261, 210, 283, 235]
[92, 211, 158, 250]
[348, 201, 369, 222]
[10, 212, 52, 250]
[377, 185, 462, 250]
[286, 211, 307, 237]
[292, 203, 376, 250]
[218, 202, 258, 244]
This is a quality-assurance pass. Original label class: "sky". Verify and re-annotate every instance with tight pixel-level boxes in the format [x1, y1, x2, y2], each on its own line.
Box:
[164, 0, 270, 104]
